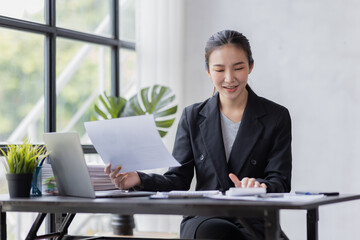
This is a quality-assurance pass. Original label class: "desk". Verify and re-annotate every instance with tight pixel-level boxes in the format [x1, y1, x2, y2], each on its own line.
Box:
[1, 194, 360, 240]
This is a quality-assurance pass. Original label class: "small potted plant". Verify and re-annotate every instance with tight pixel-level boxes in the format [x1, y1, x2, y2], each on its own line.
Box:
[0, 139, 49, 198]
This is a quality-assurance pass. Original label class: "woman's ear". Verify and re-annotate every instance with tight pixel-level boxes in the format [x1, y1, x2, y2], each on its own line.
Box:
[249, 62, 254, 74]
[207, 69, 211, 78]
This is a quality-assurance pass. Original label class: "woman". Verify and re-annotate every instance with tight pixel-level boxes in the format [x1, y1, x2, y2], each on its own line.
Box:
[105, 30, 292, 239]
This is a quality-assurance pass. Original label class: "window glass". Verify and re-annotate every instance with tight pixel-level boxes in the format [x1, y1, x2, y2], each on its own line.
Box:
[0, 28, 44, 197]
[56, 0, 111, 37]
[0, 28, 44, 145]
[120, 0, 136, 41]
[120, 48, 137, 98]
[56, 38, 111, 143]
[0, 0, 44, 23]
[0, 163, 7, 194]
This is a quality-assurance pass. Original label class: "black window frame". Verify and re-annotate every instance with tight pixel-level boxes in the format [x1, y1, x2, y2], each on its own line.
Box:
[0, 0, 135, 153]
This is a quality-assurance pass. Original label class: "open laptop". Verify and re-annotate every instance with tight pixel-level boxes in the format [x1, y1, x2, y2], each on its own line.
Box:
[43, 132, 154, 198]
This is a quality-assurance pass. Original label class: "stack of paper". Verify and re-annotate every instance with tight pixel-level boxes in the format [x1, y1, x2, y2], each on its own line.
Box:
[43, 163, 116, 191]
[88, 165, 116, 191]
[42, 163, 54, 181]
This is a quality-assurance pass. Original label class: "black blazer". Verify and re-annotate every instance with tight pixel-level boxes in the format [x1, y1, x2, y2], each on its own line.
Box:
[138, 85, 292, 193]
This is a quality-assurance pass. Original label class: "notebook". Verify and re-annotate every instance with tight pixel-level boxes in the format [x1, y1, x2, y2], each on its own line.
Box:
[43, 132, 154, 198]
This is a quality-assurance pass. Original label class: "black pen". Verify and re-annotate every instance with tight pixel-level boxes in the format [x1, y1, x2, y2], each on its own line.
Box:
[295, 191, 339, 196]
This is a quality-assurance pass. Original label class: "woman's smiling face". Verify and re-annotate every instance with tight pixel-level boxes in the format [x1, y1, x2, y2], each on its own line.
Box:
[207, 44, 253, 103]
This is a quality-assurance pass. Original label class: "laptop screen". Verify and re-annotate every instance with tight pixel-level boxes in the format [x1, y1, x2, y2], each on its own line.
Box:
[43, 132, 96, 198]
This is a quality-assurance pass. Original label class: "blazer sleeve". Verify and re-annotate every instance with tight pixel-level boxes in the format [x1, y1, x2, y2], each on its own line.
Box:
[137, 108, 195, 191]
[257, 108, 292, 193]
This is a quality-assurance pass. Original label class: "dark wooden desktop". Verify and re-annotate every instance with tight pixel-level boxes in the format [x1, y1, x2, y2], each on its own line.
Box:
[1, 194, 360, 240]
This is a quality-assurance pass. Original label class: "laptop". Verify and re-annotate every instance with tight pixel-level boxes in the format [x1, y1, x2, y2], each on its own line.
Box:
[43, 132, 154, 198]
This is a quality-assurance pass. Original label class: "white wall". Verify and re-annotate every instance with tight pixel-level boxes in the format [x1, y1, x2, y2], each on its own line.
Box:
[183, 0, 360, 239]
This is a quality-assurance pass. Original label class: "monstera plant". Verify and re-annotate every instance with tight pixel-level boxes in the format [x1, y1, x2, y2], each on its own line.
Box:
[92, 85, 177, 137]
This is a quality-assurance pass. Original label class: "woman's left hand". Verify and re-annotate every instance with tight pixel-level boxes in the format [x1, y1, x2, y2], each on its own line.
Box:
[229, 173, 267, 188]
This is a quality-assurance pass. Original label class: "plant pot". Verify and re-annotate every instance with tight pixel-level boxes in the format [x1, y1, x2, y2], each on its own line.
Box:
[6, 173, 33, 198]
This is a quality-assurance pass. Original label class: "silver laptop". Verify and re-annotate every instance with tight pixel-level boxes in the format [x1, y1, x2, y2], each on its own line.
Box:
[43, 132, 153, 198]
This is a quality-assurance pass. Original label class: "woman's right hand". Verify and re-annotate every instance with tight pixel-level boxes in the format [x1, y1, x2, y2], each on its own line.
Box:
[104, 163, 141, 190]
[229, 173, 267, 189]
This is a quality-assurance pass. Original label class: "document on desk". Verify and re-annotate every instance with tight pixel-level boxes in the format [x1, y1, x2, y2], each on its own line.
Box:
[150, 190, 221, 199]
[84, 115, 180, 172]
[207, 193, 326, 202]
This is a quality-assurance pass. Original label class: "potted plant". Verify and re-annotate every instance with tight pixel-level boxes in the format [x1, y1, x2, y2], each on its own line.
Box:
[0, 139, 49, 198]
[92, 84, 178, 137]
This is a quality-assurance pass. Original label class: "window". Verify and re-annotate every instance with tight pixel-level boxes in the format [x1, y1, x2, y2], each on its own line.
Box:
[56, 0, 112, 37]
[0, 0, 136, 157]
[0, 0, 136, 237]
[0, 28, 45, 143]
[56, 38, 111, 137]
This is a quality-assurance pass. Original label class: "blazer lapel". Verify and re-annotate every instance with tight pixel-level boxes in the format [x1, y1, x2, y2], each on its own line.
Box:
[199, 94, 233, 191]
[228, 86, 265, 176]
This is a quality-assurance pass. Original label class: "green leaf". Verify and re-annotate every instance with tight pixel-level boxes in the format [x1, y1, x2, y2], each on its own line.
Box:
[140, 87, 151, 112]
[94, 104, 108, 120]
[154, 106, 178, 118]
[127, 95, 146, 115]
[127, 85, 178, 137]
[158, 130, 168, 138]
[99, 94, 112, 115]
[153, 95, 175, 112]
[0, 138, 49, 174]
[155, 118, 175, 128]
[92, 92, 127, 120]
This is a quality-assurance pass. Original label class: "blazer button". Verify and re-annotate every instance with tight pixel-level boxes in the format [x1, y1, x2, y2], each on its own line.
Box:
[200, 154, 205, 161]
[250, 159, 257, 165]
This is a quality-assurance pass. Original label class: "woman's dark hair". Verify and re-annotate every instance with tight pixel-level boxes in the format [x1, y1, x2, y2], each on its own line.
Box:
[205, 30, 254, 71]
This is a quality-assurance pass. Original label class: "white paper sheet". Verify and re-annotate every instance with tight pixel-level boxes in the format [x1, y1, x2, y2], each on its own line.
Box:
[207, 193, 325, 202]
[84, 115, 180, 172]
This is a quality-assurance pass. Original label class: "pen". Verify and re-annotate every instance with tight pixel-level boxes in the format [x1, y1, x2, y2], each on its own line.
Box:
[295, 191, 339, 196]
[295, 191, 319, 195]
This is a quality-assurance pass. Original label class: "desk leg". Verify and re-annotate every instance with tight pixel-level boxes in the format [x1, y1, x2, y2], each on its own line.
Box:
[0, 206, 6, 240]
[264, 209, 280, 240]
[26, 213, 47, 240]
[57, 213, 76, 239]
[307, 208, 319, 240]
[24, 213, 75, 240]
[112, 214, 135, 235]
[46, 213, 57, 236]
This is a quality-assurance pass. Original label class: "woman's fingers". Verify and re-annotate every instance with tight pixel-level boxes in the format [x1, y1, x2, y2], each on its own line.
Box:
[104, 163, 122, 179]
[113, 172, 141, 190]
[114, 173, 129, 190]
[229, 173, 242, 188]
[104, 163, 111, 174]
[246, 178, 256, 188]
[104, 164, 141, 190]
[229, 175, 266, 189]
[109, 165, 122, 179]
[241, 177, 249, 187]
